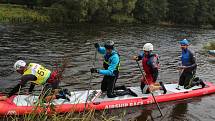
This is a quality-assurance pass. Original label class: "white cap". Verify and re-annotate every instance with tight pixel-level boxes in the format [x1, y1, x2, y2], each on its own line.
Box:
[143, 43, 153, 51]
[14, 60, 26, 71]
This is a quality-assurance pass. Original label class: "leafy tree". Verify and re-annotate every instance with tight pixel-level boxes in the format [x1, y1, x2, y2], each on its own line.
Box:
[194, 0, 209, 25]
[89, 0, 111, 23]
[168, 0, 198, 24]
[134, 0, 168, 24]
[208, 0, 215, 27]
[122, 0, 137, 15]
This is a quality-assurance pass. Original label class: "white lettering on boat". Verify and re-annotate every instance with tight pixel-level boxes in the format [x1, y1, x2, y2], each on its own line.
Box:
[147, 100, 154, 104]
[7, 110, 17, 115]
[105, 101, 144, 109]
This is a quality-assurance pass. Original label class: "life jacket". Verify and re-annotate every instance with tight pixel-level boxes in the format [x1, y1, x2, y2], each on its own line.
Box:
[103, 52, 120, 74]
[142, 54, 159, 74]
[23, 63, 51, 85]
[142, 54, 160, 85]
[181, 49, 194, 66]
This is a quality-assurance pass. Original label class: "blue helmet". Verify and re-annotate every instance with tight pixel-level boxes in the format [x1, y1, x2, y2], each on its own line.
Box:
[180, 39, 189, 45]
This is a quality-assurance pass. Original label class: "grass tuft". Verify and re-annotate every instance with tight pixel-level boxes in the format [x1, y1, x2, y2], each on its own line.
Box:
[203, 41, 215, 50]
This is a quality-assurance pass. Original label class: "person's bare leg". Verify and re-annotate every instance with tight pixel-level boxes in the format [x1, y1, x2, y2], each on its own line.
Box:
[154, 83, 160, 86]
[45, 89, 59, 102]
[148, 85, 160, 92]
[45, 95, 56, 102]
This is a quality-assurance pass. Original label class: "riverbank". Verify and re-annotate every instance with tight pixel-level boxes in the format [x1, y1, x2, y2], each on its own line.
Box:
[0, 4, 50, 23]
[0, 3, 214, 29]
[0, 4, 138, 24]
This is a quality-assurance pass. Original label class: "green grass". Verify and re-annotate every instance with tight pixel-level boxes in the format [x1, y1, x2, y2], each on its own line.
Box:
[110, 14, 136, 23]
[203, 41, 215, 50]
[3, 110, 119, 121]
[0, 88, 121, 121]
[0, 4, 50, 23]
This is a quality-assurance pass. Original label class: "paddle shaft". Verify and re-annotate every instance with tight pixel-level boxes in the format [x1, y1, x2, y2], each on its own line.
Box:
[177, 59, 184, 90]
[136, 60, 163, 117]
[177, 68, 184, 89]
[84, 49, 97, 111]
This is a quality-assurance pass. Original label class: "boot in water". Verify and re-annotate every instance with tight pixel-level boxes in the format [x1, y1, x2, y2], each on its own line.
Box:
[159, 82, 167, 94]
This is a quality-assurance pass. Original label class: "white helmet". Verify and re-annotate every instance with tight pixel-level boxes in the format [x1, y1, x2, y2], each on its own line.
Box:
[14, 60, 26, 71]
[143, 43, 153, 51]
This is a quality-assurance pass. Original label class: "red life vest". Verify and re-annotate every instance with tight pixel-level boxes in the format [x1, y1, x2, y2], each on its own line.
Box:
[141, 54, 159, 85]
[47, 70, 59, 83]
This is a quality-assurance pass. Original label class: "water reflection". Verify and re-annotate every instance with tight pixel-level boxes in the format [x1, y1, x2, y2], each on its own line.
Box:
[169, 103, 188, 121]
[135, 109, 154, 121]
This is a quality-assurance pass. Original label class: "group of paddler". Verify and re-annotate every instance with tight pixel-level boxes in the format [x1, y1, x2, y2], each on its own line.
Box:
[91, 39, 205, 98]
[0, 39, 206, 102]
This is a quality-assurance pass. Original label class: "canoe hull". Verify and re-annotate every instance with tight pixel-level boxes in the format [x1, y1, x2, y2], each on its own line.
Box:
[0, 82, 215, 115]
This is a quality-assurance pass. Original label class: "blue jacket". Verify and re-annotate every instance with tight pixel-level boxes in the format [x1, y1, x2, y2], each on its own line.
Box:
[181, 48, 197, 71]
[97, 47, 120, 76]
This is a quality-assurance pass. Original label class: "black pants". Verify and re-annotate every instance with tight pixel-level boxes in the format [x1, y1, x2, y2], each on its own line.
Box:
[179, 71, 200, 89]
[43, 80, 60, 97]
[140, 83, 150, 94]
[101, 74, 118, 97]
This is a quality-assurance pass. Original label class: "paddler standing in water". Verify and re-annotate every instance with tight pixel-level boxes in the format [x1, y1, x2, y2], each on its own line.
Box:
[132, 43, 167, 94]
[178, 39, 205, 89]
[91, 40, 137, 98]
[0, 60, 71, 101]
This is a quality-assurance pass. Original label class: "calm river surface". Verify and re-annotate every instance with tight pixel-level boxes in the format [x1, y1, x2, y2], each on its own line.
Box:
[0, 23, 215, 121]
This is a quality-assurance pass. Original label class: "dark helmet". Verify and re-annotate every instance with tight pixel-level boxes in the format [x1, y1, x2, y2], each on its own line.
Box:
[104, 40, 114, 49]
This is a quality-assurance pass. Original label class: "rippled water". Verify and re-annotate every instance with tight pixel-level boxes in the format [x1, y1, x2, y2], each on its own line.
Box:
[0, 23, 215, 121]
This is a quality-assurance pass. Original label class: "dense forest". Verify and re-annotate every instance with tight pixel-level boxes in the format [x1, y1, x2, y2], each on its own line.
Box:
[1, 0, 215, 26]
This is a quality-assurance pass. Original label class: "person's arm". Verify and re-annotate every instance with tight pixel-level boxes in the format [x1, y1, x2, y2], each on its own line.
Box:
[137, 53, 144, 61]
[150, 54, 159, 69]
[133, 52, 144, 61]
[94, 43, 106, 54]
[7, 74, 37, 97]
[149, 55, 159, 82]
[186, 50, 197, 69]
[99, 54, 119, 76]
[97, 47, 106, 55]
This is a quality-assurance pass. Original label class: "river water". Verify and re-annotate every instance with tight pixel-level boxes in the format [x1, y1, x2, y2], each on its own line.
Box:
[0, 23, 215, 121]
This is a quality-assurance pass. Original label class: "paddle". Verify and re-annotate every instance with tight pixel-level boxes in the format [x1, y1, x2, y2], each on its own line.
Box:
[84, 32, 106, 111]
[84, 49, 97, 111]
[176, 68, 184, 90]
[176, 56, 184, 90]
[136, 60, 163, 117]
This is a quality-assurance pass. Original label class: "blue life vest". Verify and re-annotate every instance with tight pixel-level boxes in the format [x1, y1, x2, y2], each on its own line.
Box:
[103, 52, 120, 71]
[181, 49, 193, 66]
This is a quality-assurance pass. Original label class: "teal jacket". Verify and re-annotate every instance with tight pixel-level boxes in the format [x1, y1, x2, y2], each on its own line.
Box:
[97, 47, 120, 76]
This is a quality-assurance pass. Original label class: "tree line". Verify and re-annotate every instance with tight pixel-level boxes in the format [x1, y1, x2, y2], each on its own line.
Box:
[1, 0, 215, 26]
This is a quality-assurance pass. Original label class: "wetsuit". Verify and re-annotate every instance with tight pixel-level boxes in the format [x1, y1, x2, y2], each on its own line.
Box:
[137, 53, 159, 93]
[7, 63, 60, 97]
[179, 49, 198, 89]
